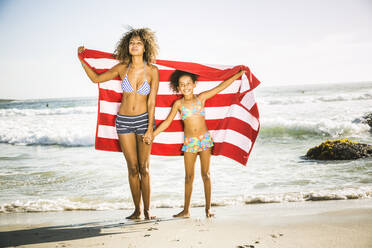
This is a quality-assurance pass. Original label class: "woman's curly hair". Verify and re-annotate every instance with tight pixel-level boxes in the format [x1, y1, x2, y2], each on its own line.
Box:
[169, 70, 199, 93]
[114, 27, 159, 64]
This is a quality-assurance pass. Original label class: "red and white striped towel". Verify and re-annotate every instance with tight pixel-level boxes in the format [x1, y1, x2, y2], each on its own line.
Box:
[79, 49, 260, 165]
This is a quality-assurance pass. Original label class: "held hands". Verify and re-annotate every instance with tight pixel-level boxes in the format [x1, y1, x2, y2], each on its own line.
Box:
[143, 130, 154, 145]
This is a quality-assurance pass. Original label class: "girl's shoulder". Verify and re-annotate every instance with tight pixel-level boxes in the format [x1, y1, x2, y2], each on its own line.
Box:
[173, 98, 183, 109]
[196, 93, 206, 104]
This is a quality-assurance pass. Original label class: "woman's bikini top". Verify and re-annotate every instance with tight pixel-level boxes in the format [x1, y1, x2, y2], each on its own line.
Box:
[180, 96, 206, 120]
[121, 63, 151, 95]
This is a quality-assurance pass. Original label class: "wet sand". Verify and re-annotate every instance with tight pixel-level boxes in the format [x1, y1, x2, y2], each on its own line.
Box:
[1, 199, 372, 248]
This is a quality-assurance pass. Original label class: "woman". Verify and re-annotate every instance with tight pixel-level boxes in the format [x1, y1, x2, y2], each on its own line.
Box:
[77, 28, 159, 220]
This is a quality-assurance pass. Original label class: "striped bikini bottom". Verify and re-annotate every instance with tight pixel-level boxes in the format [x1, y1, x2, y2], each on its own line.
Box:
[115, 112, 155, 135]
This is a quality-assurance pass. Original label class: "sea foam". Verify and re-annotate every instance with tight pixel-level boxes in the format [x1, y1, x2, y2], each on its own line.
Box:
[260, 117, 370, 138]
[1, 188, 371, 213]
[0, 106, 96, 117]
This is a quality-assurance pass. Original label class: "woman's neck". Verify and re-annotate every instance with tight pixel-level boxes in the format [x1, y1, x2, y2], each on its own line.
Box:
[131, 55, 145, 67]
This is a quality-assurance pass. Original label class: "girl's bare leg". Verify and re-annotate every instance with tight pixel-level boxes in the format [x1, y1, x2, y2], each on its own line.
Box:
[173, 152, 197, 218]
[136, 134, 155, 220]
[118, 133, 142, 219]
[199, 148, 214, 217]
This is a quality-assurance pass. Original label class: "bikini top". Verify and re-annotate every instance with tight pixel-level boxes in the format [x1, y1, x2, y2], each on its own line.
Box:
[180, 97, 206, 120]
[121, 63, 151, 95]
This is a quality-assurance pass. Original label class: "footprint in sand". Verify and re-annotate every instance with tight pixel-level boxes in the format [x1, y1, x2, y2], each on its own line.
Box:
[57, 242, 69, 247]
[270, 233, 284, 238]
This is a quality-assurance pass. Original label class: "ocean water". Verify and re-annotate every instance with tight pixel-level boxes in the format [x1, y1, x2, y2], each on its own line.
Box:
[1, 82, 371, 213]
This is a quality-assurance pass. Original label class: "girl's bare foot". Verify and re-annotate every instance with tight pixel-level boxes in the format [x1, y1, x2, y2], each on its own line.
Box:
[206, 209, 215, 218]
[173, 209, 190, 218]
[126, 210, 141, 220]
[144, 210, 156, 220]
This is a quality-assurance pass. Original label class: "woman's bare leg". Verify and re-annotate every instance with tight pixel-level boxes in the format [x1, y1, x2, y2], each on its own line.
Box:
[136, 134, 155, 220]
[118, 133, 141, 219]
[173, 152, 197, 218]
[199, 148, 214, 217]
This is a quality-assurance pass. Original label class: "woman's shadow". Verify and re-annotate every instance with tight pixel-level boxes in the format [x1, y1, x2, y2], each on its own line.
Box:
[0, 218, 169, 247]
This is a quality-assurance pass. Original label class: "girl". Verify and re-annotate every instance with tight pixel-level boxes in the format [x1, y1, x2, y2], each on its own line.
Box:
[151, 69, 245, 218]
[78, 28, 159, 220]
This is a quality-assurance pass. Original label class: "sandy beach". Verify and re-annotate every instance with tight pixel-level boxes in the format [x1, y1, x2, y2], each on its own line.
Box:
[1, 199, 372, 248]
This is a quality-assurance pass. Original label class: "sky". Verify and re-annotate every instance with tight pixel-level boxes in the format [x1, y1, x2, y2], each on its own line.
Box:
[0, 0, 371, 99]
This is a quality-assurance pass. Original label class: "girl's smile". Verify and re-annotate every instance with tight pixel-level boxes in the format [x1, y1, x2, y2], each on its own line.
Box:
[178, 75, 196, 97]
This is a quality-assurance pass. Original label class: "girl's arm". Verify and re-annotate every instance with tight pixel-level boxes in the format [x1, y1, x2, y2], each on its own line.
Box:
[198, 70, 245, 102]
[152, 100, 181, 138]
[143, 65, 160, 143]
[78, 46, 122, 83]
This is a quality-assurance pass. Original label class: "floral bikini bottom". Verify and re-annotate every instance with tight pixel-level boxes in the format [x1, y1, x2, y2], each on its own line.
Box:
[181, 131, 214, 153]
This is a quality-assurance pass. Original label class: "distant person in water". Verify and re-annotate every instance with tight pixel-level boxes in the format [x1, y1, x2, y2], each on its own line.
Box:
[150, 69, 245, 218]
[77, 27, 159, 220]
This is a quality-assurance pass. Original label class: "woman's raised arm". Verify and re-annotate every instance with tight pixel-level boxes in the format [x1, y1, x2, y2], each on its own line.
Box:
[78, 46, 123, 84]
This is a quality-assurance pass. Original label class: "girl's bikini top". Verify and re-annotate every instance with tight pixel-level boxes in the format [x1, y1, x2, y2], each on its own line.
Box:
[180, 97, 206, 120]
[121, 63, 151, 95]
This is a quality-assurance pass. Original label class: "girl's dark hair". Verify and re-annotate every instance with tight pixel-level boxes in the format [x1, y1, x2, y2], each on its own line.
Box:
[169, 70, 199, 93]
[114, 27, 159, 65]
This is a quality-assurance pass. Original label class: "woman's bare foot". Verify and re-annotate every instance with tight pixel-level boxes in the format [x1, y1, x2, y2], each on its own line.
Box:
[173, 209, 190, 218]
[205, 209, 215, 218]
[144, 210, 156, 220]
[126, 210, 141, 220]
